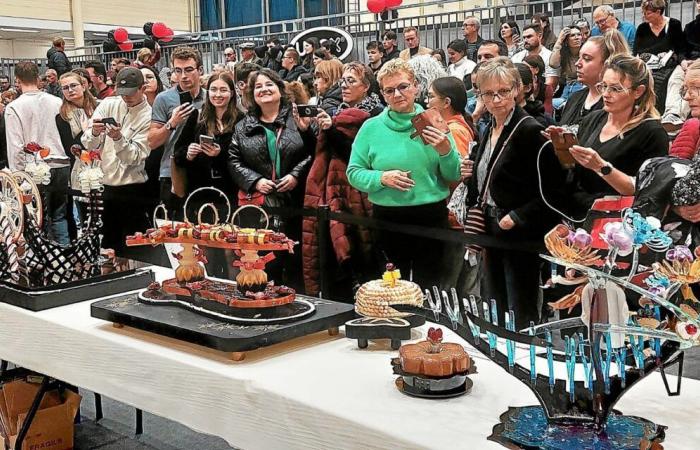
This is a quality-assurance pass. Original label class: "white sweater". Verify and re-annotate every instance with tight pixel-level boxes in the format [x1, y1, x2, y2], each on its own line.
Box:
[4, 90, 68, 170]
[82, 96, 152, 186]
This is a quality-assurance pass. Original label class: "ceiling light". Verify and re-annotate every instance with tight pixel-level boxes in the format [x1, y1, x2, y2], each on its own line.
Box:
[0, 28, 40, 33]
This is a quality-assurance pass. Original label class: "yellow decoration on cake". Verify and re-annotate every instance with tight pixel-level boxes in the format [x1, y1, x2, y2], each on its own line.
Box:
[382, 264, 401, 287]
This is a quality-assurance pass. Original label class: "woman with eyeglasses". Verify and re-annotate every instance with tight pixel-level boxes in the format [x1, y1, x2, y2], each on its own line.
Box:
[499, 21, 522, 57]
[554, 31, 630, 128]
[461, 57, 565, 329]
[347, 58, 460, 289]
[566, 54, 667, 218]
[632, 60, 700, 251]
[550, 25, 585, 110]
[55, 71, 98, 238]
[302, 62, 384, 296]
[313, 59, 344, 115]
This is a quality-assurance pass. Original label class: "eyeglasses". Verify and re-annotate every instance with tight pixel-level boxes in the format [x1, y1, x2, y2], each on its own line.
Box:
[61, 83, 81, 92]
[339, 77, 360, 87]
[478, 87, 514, 102]
[381, 82, 412, 97]
[174, 67, 198, 75]
[594, 14, 611, 26]
[681, 85, 700, 98]
[282, 55, 294, 60]
[595, 82, 629, 95]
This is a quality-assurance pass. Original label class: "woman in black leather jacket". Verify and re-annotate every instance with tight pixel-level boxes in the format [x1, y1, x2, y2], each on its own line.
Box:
[227, 68, 315, 288]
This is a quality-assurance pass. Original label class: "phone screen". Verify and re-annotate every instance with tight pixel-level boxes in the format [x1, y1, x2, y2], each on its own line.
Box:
[179, 91, 193, 105]
[199, 135, 215, 146]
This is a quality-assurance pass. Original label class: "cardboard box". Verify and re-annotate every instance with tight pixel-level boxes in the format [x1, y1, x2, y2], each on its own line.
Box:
[0, 380, 80, 450]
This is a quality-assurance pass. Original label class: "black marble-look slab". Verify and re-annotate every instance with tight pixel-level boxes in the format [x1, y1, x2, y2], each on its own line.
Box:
[91, 293, 356, 353]
[0, 268, 155, 311]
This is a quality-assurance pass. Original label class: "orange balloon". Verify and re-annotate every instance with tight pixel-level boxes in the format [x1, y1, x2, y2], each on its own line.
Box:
[80, 152, 91, 163]
[39, 148, 50, 158]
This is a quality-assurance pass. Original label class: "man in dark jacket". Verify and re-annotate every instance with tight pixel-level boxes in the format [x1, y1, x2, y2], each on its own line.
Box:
[47, 37, 72, 76]
[278, 48, 306, 82]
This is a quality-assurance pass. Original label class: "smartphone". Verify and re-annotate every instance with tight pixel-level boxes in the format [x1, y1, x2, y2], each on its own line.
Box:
[179, 91, 193, 105]
[199, 135, 215, 146]
[100, 117, 119, 127]
[297, 105, 320, 117]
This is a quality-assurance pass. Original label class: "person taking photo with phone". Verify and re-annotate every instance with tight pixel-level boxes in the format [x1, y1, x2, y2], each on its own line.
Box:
[82, 67, 152, 254]
[147, 47, 207, 213]
[174, 72, 240, 212]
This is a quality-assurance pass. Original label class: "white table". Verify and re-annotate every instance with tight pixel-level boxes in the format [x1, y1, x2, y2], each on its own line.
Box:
[1, 268, 699, 450]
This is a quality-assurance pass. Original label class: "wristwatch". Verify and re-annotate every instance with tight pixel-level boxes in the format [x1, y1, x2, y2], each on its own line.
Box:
[599, 162, 613, 176]
[165, 121, 174, 131]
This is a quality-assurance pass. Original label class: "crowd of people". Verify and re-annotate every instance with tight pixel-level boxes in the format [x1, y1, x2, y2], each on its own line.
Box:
[1, 1, 699, 328]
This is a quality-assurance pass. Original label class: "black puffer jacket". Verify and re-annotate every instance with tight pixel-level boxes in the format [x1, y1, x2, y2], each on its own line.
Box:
[278, 64, 307, 82]
[318, 82, 343, 115]
[227, 105, 314, 193]
[47, 47, 72, 76]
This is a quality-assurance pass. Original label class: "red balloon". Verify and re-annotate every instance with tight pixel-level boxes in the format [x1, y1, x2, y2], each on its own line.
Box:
[385, 0, 402, 7]
[113, 27, 128, 44]
[159, 28, 174, 43]
[152, 22, 168, 39]
[367, 0, 386, 14]
[118, 40, 134, 51]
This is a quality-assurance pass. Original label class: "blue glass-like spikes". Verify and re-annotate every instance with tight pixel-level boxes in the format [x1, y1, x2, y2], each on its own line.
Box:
[443, 288, 460, 330]
[505, 311, 516, 372]
[565, 336, 577, 402]
[529, 322, 537, 385]
[425, 288, 441, 322]
[578, 333, 593, 392]
[546, 329, 554, 393]
[617, 346, 627, 388]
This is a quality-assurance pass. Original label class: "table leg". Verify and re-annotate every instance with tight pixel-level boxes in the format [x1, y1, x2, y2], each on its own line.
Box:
[15, 376, 51, 450]
[0, 360, 7, 378]
[231, 352, 246, 361]
[135, 408, 143, 435]
[94, 393, 103, 421]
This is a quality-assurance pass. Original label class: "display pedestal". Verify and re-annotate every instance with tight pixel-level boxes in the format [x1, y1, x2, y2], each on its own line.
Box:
[345, 314, 425, 350]
[91, 293, 355, 361]
[0, 264, 154, 311]
[488, 405, 666, 450]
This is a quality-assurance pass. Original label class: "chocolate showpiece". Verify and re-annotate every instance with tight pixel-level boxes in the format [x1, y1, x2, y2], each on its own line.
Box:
[397, 210, 694, 449]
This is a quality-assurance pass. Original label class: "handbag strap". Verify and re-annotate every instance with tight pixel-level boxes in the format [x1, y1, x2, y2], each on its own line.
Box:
[477, 116, 534, 207]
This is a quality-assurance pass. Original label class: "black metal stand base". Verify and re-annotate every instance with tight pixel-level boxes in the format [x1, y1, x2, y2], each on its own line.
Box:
[345, 314, 426, 350]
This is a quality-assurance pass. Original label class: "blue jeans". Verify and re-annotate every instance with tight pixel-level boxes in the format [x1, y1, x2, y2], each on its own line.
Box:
[43, 166, 70, 246]
[553, 81, 585, 110]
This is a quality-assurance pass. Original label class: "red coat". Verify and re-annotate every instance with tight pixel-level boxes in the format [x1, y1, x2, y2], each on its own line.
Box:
[302, 108, 374, 295]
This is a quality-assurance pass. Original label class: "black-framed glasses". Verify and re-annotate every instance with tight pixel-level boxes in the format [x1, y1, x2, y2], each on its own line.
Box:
[478, 87, 514, 102]
[61, 83, 81, 92]
[381, 82, 412, 97]
[594, 14, 611, 26]
[339, 77, 360, 87]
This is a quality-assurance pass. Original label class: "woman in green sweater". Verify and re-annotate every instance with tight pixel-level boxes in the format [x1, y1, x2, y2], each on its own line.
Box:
[347, 59, 461, 289]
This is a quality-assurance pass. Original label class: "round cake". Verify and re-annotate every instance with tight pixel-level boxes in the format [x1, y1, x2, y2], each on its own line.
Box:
[399, 341, 470, 377]
[355, 279, 424, 318]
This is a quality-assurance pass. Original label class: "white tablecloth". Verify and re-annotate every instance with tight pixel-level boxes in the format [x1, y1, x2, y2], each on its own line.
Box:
[1, 268, 698, 450]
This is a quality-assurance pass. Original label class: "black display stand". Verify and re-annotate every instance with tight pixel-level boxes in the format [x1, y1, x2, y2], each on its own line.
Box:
[0, 268, 154, 311]
[345, 314, 426, 350]
[91, 293, 356, 361]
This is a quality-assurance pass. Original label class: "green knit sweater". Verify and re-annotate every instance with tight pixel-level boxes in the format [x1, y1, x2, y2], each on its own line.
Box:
[347, 104, 461, 207]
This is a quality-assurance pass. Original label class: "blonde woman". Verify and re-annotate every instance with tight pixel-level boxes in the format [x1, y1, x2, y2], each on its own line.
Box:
[54, 71, 97, 237]
[313, 59, 344, 114]
[347, 58, 460, 289]
[570, 54, 668, 215]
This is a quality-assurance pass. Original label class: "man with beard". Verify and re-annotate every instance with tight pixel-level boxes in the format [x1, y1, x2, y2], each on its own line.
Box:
[512, 24, 560, 88]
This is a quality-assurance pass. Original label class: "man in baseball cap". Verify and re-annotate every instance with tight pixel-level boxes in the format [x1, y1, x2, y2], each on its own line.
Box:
[239, 42, 262, 65]
[82, 66, 152, 253]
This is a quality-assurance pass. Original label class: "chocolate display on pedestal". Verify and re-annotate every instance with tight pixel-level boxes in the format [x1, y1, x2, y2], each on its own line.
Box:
[346, 263, 425, 349]
[125, 193, 306, 324]
[0, 160, 153, 311]
[392, 327, 476, 399]
[395, 211, 696, 449]
[96, 189, 355, 360]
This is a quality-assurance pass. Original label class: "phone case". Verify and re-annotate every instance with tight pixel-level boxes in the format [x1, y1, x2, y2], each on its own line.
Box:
[410, 108, 449, 144]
